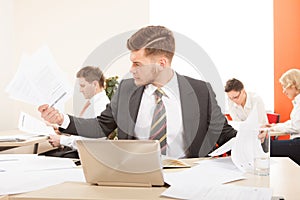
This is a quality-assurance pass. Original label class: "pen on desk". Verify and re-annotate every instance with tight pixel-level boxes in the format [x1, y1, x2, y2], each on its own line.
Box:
[50, 92, 67, 107]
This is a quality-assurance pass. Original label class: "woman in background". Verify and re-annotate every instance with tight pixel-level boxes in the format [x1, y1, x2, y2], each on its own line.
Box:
[225, 78, 267, 125]
[270, 68, 300, 165]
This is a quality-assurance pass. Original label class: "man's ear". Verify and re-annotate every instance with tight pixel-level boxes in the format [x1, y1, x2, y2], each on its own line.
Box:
[159, 57, 167, 67]
[92, 80, 99, 87]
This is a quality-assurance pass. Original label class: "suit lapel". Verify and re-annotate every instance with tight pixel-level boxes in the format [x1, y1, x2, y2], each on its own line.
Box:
[127, 86, 145, 138]
[177, 74, 200, 153]
[129, 86, 145, 123]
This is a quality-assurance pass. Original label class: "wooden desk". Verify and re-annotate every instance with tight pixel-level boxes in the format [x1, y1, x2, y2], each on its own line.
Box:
[0, 130, 50, 154]
[270, 131, 287, 137]
[8, 157, 300, 200]
[0, 195, 8, 200]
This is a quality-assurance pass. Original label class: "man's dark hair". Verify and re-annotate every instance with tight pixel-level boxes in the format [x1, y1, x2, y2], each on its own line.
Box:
[76, 66, 105, 88]
[224, 78, 244, 92]
[127, 25, 175, 61]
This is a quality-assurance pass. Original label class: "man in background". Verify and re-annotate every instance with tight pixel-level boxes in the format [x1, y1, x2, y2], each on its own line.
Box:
[44, 66, 110, 158]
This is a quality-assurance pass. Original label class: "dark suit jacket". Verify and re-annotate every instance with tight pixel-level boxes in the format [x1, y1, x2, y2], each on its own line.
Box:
[62, 73, 236, 158]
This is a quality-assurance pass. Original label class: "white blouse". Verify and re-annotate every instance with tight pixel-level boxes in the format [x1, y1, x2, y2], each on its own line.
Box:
[228, 92, 267, 125]
[272, 94, 300, 139]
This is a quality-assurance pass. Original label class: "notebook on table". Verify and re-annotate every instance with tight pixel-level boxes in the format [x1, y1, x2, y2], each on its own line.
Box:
[76, 139, 164, 187]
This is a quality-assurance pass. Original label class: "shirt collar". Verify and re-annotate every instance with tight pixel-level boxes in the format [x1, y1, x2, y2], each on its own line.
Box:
[144, 70, 179, 98]
[293, 93, 300, 105]
[89, 90, 106, 104]
[243, 92, 252, 109]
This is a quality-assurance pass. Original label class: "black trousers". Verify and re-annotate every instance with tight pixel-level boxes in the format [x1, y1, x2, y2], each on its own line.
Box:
[271, 138, 300, 165]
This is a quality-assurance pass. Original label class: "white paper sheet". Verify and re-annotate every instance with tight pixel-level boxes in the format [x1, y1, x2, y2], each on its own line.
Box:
[190, 185, 272, 200]
[0, 168, 84, 195]
[162, 157, 245, 199]
[0, 155, 76, 172]
[18, 111, 55, 136]
[0, 155, 84, 195]
[208, 106, 262, 173]
[5, 46, 72, 109]
[231, 108, 260, 172]
[208, 137, 236, 157]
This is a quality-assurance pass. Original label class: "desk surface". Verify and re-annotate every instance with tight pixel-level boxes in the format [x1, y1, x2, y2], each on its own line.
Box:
[270, 131, 287, 137]
[8, 157, 300, 200]
[0, 130, 48, 147]
[0, 129, 51, 154]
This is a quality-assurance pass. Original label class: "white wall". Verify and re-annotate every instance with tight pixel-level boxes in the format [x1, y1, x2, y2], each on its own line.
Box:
[150, 0, 274, 112]
[0, 0, 149, 131]
[0, 0, 275, 131]
[0, 0, 17, 131]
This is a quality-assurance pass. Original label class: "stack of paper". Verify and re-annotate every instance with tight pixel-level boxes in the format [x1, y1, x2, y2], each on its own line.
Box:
[18, 111, 55, 136]
[209, 107, 261, 173]
[0, 154, 85, 195]
[5, 46, 72, 109]
[162, 157, 272, 200]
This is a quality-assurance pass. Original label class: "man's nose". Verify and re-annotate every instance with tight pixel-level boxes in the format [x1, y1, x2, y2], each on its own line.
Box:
[130, 66, 136, 74]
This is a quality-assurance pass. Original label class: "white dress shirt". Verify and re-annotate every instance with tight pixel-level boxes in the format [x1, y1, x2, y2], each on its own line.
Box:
[272, 94, 300, 139]
[60, 91, 110, 149]
[134, 72, 185, 158]
[228, 92, 267, 125]
[81, 91, 110, 118]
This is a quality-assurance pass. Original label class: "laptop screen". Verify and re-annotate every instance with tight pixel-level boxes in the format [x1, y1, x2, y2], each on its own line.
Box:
[76, 139, 164, 187]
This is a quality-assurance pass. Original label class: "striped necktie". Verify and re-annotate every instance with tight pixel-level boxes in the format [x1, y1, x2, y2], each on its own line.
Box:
[79, 100, 91, 117]
[149, 88, 167, 155]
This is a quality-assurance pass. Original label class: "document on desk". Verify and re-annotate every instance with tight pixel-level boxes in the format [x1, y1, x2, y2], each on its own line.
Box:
[18, 111, 55, 136]
[162, 157, 246, 199]
[0, 155, 85, 195]
[0, 168, 84, 196]
[0, 154, 76, 172]
[163, 184, 272, 200]
[161, 156, 191, 168]
[208, 137, 236, 157]
[208, 107, 261, 172]
[5, 46, 72, 109]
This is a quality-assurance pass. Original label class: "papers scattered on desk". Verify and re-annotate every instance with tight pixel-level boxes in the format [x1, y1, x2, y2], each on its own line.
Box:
[163, 184, 272, 200]
[0, 133, 45, 143]
[162, 157, 246, 199]
[0, 154, 85, 195]
[162, 156, 191, 168]
[208, 137, 236, 157]
[208, 107, 262, 173]
[0, 154, 76, 172]
[0, 136, 25, 142]
[5, 46, 72, 109]
[162, 157, 272, 200]
[0, 168, 84, 196]
[18, 111, 55, 136]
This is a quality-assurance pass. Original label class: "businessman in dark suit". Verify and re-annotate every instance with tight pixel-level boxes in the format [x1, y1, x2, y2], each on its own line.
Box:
[38, 25, 236, 158]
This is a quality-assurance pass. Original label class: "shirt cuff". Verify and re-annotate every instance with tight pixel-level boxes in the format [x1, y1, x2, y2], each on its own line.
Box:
[60, 135, 72, 147]
[60, 113, 70, 129]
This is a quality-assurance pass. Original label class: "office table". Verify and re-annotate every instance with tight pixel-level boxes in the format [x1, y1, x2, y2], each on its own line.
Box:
[0, 130, 50, 154]
[270, 131, 287, 137]
[7, 157, 300, 200]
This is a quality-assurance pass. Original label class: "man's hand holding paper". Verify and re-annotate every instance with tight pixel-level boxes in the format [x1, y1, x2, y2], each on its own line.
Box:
[38, 104, 64, 126]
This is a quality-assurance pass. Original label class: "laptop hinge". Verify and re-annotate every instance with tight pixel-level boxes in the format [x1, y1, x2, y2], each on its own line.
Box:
[96, 181, 152, 187]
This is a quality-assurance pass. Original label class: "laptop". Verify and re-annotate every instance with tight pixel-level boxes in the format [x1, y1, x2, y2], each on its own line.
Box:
[76, 139, 164, 187]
